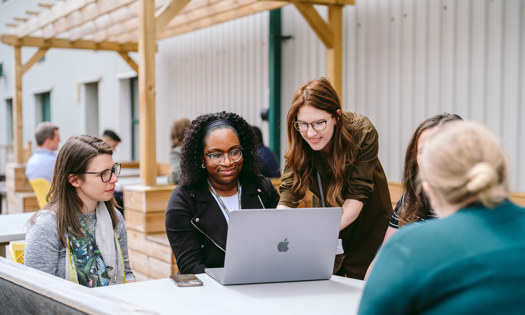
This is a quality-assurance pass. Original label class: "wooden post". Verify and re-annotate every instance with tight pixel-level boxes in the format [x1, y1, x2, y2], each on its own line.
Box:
[327, 4, 343, 98]
[138, 0, 157, 186]
[13, 46, 23, 164]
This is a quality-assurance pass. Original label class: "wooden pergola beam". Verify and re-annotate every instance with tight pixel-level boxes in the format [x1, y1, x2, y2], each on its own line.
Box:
[13, 46, 23, 163]
[117, 51, 139, 73]
[155, 0, 191, 32]
[292, 0, 333, 48]
[22, 48, 49, 75]
[291, 1, 343, 96]
[138, 0, 157, 186]
[327, 4, 342, 95]
[1, 34, 138, 52]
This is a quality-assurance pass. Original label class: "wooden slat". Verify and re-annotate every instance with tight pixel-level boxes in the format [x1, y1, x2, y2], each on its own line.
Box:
[128, 248, 178, 279]
[6, 192, 38, 213]
[509, 192, 525, 207]
[123, 185, 174, 213]
[38, 3, 55, 9]
[125, 208, 166, 233]
[13, 0, 97, 37]
[62, 0, 136, 41]
[127, 230, 175, 263]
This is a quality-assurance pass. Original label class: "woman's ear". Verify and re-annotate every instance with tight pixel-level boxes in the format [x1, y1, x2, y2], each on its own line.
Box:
[68, 174, 80, 187]
[334, 109, 342, 125]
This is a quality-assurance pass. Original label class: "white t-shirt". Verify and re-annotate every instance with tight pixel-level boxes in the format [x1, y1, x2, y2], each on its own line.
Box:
[211, 193, 239, 224]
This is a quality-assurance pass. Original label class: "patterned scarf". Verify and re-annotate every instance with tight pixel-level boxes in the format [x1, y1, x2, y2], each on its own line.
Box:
[67, 213, 110, 288]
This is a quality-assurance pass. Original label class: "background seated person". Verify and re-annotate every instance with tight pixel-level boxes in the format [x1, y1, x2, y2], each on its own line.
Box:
[101, 129, 121, 152]
[25, 135, 135, 287]
[165, 111, 280, 274]
[359, 121, 525, 314]
[168, 117, 191, 184]
[26, 122, 61, 183]
[365, 113, 462, 279]
[252, 125, 281, 178]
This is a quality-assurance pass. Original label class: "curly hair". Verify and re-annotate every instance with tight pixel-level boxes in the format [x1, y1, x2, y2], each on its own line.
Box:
[398, 113, 462, 226]
[178, 111, 262, 188]
[283, 77, 362, 207]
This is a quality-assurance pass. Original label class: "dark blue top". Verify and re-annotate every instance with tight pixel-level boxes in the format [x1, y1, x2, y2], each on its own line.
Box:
[259, 145, 280, 178]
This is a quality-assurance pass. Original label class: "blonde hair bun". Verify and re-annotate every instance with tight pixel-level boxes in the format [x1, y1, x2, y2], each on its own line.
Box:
[466, 162, 497, 194]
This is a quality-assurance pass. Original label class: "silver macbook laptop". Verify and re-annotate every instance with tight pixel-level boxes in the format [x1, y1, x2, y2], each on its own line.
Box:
[205, 207, 342, 285]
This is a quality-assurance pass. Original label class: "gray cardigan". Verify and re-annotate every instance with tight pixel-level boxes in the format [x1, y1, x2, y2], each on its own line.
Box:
[24, 209, 135, 283]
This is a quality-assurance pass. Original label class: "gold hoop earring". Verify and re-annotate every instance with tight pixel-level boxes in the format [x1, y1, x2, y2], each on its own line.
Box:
[201, 163, 206, 169]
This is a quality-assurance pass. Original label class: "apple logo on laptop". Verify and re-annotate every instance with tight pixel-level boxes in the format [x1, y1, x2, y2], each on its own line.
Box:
[277, 239, 289, 252]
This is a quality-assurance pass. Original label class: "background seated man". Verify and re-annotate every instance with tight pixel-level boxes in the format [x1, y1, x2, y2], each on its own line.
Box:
[101, 129, 121, 152]
[26, 122, 61, 183]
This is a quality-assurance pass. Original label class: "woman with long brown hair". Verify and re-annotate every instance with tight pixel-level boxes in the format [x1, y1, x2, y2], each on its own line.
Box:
[25, 135, 135, 287]
[277, 77, 392, 280]
[387, 113, 462, 232]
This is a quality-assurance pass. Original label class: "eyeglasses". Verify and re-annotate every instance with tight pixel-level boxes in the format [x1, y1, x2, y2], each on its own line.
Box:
[292, 115, 333, 132]
[205, 148, 243, 165]
[81, 163, 121, 183]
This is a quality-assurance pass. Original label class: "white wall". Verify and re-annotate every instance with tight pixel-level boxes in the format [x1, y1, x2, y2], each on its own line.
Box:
[1, 0, 524, 191]
[156, 12, 271, 162]
[281, 0, 525, 191]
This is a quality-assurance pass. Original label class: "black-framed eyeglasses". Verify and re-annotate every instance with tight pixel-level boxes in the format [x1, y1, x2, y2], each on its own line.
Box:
[81, 163, 121, 183]
[205, 148, 243, 165]
[292, 115, 333, 132]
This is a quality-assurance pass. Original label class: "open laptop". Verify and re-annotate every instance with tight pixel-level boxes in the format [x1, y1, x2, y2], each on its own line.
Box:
[205, 207, 342, 285]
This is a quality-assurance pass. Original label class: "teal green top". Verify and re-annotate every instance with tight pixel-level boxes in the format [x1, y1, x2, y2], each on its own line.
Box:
[359, 200, 525, 315]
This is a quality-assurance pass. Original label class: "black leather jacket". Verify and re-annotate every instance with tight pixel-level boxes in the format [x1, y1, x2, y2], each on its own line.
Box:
[165, 176, 280, 274]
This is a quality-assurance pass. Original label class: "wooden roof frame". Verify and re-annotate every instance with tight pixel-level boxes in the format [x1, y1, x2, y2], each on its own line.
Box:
[2, 0, 353, 185]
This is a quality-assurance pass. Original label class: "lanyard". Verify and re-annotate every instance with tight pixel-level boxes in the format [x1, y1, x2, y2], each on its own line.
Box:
[317, 171, 326, 207]
[207, 179, 242, 218]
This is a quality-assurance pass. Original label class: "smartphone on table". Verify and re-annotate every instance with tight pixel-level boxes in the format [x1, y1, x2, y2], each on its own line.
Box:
[169, 274, 203, 287]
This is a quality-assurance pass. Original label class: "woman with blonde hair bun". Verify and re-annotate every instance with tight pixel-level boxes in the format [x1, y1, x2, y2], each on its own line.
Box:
[359, 121, 525, 314]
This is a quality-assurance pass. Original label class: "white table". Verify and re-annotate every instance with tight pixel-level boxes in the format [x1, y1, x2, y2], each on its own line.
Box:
[95, 274, 365, 314]
[0, 212, 34, 257]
